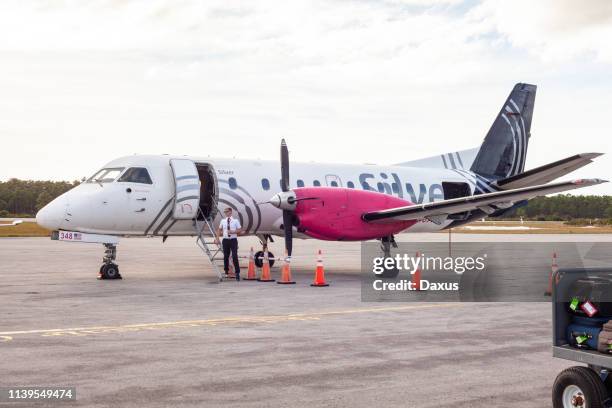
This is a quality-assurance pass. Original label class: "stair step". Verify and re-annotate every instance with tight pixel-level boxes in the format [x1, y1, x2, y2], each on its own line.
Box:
[192, 213, 226, 281]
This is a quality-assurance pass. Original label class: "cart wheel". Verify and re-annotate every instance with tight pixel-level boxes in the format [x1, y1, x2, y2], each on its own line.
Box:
[553, 366, 608, 408]
[605, 374, 612, 395]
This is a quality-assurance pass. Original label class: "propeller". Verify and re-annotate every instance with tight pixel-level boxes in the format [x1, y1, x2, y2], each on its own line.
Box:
[264, 139, 318, 256]
[280, 139, 293, 257]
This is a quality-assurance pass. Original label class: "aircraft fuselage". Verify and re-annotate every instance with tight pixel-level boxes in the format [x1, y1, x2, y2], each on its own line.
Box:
[36, 154, 490, 238]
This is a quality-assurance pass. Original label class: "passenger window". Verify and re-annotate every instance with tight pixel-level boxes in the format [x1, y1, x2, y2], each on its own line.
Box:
[377, 182, 385, 193]
[330, 181, 338, 187]
[313, 180, 321, 186]
[229, 177, 238, 190]
[347, 181, 355, 188]
[361, 182, 370, 190]
[392, 183, 399, 194]
[261, 178, 270, 190]
[297, 179, 304, 187]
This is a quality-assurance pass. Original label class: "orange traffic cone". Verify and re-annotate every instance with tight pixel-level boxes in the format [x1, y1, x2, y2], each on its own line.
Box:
[277, 251, 296, 285]
[412, 251, 422, 291]
[545, 252, 558, 296]
[311, 250, 329, 287]
[244, 247, 258, 281]
[258, 249, 275, 282]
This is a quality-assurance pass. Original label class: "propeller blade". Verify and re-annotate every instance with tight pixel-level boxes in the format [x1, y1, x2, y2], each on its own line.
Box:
[280, 139, 292, 255]
[282, 210, 293, 256]
[281, 138, 289, 192]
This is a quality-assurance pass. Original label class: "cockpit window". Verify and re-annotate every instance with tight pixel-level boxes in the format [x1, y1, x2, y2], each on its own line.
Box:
[118, 167, 153, 184]
[87, 167, 125, 183]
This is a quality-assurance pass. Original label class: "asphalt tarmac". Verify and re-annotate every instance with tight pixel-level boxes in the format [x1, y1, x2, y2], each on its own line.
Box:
[2, 233, 612, 407]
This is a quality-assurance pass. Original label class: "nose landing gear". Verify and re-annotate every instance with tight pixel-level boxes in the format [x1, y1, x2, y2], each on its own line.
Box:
[98, 243, 122, 280]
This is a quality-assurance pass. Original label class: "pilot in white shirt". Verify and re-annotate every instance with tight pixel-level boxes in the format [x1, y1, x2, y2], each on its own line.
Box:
[215, 207, 242, 280]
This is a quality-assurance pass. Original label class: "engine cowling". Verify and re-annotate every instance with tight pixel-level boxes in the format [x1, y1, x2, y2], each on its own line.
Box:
[287, 187, 416, 241]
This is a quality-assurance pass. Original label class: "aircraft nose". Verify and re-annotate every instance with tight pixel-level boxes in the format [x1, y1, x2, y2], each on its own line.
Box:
[36, 195, 67, 231]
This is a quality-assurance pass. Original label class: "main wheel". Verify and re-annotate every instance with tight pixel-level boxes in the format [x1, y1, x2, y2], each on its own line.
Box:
[553, 366, 608, 408]
[100, 263, 121, 280]
[254, 251, 275, 268]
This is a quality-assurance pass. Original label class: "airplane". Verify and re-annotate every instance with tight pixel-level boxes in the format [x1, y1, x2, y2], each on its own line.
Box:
[35, 83, 606, 280]
[0, 220, 23, 227]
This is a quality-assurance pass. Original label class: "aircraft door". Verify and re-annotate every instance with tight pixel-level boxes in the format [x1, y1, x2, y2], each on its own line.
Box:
[325, 174, 342, 187]
[170, 159, 200, 220]
[442, 181, 471, 220]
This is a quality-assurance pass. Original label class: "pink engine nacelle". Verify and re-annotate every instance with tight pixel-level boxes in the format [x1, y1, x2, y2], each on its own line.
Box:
[292, 187, 416, 241]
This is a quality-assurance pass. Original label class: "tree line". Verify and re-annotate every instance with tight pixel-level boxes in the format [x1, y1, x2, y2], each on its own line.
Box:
[0, 179, 610, 221]
[0, 179, 81, 217]
[498, 194, 612, 222]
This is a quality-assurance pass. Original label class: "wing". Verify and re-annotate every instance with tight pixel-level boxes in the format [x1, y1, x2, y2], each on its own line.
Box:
[362, 179, 606, 223]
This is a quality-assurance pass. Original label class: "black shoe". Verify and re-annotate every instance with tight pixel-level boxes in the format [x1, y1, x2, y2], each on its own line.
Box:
[236, 275, 240, 281]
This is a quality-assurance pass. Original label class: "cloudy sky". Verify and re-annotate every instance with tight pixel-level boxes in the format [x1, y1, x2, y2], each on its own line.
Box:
[1, 0, 610, 194]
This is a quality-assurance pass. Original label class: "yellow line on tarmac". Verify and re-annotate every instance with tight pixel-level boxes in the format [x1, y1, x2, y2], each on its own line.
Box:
[0, 304, 460, 342]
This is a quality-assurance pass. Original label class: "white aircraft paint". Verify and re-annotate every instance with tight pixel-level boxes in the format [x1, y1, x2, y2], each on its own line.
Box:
[37, 154, 475, 237]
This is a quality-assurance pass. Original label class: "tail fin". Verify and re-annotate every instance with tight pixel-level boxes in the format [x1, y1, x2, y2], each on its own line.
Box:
[470, 83, 536, 180]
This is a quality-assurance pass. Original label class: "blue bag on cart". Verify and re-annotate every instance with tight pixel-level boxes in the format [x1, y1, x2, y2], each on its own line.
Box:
[572, 316, 610, 327]
[567, 323, 602, 350]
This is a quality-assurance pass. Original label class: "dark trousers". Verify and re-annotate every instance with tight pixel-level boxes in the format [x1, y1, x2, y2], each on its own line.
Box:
[222, 238, 240, 276]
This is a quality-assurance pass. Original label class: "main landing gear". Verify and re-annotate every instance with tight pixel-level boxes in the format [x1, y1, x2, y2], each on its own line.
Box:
[380, 235, 397, 258]
[98, 243, 122, 280]
[254, 234, 275, 269]
[379, 235, 399, 278]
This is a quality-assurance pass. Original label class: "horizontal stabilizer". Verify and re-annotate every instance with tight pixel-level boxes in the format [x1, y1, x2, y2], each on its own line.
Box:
[363, 179, 606, 223]
[394, 147, 479, 170]
[494, 153, 603, 190]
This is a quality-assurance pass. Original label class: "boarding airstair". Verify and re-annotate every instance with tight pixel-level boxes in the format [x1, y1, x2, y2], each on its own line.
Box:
[168, 158, 226, 281]
[194, 214, 225, 281]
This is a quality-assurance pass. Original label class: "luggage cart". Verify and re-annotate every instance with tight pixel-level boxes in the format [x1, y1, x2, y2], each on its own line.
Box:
[552, 268, 612, 408]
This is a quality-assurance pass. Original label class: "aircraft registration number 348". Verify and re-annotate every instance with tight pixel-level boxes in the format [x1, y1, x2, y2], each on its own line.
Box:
[58, 231, 82, 241]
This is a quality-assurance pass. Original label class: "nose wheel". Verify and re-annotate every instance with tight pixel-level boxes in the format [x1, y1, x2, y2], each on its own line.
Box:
[255, 235, 275, 268]
[98, 243, 122, 280]
[254, 249, 275, 268]
[99, 263, 121, 280]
